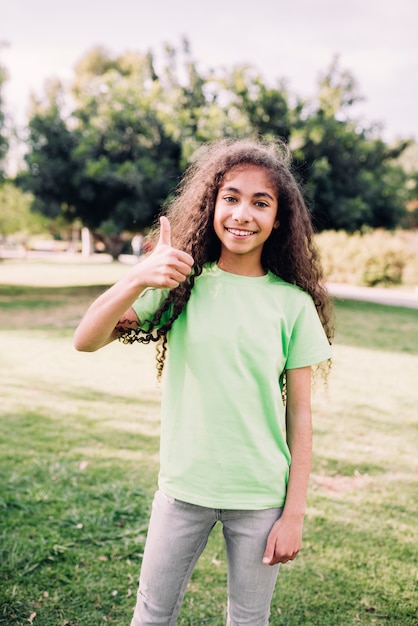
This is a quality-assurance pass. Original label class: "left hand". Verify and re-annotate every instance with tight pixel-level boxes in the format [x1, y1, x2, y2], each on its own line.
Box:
[262, 514, 304, 566]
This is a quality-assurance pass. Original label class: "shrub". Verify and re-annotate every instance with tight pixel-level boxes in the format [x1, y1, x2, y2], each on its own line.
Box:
[315, 229, 418, 287]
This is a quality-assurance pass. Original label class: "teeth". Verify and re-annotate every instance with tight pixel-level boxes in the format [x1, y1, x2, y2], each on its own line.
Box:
[227, 228, 255, 236]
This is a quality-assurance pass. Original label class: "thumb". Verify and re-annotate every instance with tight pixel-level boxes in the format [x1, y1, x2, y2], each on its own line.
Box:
[158, 215, 172, 247]
[263, 539, 274, 565]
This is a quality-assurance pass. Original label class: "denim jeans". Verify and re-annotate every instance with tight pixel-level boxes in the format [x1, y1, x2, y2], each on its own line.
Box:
[130, 490, 283, 626]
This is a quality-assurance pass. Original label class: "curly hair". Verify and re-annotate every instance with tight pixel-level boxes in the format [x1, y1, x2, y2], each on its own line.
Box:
[117, 137, 334, 380]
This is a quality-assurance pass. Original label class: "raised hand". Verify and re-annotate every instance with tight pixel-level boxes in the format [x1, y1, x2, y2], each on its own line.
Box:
[136, 216, 194, 290]
[74, 216, 194, 352]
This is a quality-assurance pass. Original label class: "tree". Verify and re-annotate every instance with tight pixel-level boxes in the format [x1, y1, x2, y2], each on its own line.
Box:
[219, 66, 295, 142]
[0, 182, 48, 242]
[291, 58, 409, 231]
[149, 39, 238, 163]
[152, 43, 296, 161]
[16, 48, 183, 256]
[70, 47, 183, 257]
[16, 45, 412, 241]
[159, 49, 410, 233]
[17, 82, 80, 222]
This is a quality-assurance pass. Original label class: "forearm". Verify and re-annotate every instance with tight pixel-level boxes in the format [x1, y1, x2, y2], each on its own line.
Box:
[262, 408, 312, 565]
[282, 409, 312, 519]
[73, 270, 146, 352]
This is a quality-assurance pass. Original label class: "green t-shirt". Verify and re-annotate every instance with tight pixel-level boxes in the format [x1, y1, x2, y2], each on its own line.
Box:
[132, 262, 332, 509]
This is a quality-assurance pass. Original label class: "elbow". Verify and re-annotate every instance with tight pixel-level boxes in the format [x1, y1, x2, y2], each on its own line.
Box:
[73, 329, 97, 352]
[74, 343, 95, 353]
[73, 338, 92, 352]
[73, 328, 114, 352]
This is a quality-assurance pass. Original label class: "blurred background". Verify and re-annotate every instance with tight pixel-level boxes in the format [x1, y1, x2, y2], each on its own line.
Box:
[0, 0, 417, 284]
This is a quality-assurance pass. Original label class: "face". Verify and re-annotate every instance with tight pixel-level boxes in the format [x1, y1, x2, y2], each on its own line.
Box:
[213, 164, 279, 272]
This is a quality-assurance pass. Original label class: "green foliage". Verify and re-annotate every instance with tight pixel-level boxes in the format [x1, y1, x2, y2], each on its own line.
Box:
[291, 60, 410, 231]
[10, 42, 416, 241]
[316, 229, 418, 286]
[16, 49, 182, 240]
[16, 99, 79, 222]
[0, 182, 49, 238]
[70, 49, 183, 231]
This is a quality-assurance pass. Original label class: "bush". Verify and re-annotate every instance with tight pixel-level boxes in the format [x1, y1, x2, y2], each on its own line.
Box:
[315, 229, 418, 287]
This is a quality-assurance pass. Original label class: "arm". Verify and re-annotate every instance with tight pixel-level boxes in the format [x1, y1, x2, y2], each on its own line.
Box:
[73, 217, 194, 352]
[263, 366, 312, 565]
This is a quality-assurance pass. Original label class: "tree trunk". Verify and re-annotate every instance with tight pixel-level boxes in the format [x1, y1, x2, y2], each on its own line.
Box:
[81, 227, 93, 257]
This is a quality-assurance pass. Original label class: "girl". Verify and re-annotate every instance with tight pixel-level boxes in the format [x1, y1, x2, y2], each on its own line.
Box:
[74, 137, 333, 625]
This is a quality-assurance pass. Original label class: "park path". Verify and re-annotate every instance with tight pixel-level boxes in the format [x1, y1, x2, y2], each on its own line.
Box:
[328, 283, 418, 309]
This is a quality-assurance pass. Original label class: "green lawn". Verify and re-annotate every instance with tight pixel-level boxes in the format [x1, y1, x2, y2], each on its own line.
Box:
[0, 256, 129, 287]
[0, 260, 417, 625]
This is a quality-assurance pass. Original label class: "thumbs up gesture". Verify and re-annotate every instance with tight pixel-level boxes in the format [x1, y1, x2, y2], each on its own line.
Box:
[158, 215, 173, 248]
[134, 216, 194, 290]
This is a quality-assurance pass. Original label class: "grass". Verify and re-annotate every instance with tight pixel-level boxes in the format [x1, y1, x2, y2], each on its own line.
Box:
[0, 259, 417, 625]
[0, 256, 129, 287]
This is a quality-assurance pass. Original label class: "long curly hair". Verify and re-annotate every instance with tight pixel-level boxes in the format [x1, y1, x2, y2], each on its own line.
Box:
[118, 137, 334, 380]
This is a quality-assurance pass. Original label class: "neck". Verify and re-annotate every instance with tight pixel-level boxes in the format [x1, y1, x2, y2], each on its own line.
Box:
[217, 252, 266, 277]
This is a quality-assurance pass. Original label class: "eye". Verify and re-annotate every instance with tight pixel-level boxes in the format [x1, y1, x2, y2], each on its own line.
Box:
[224, 195, 237, 203]
[255, 200, 269, 208]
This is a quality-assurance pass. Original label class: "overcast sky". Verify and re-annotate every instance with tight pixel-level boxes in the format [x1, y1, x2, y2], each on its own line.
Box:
[2, 0, 418, 143]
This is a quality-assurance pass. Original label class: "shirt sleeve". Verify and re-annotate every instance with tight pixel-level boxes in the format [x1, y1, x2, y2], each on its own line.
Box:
[285, 295, 332, 369]
[131, 287, 171, 329]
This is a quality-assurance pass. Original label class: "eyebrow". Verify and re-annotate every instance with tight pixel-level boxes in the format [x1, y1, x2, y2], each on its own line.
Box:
[221, 185, 276, 201]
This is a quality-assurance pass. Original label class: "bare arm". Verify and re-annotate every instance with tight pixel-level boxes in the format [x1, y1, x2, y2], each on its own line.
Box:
[73, 217, 194, 352]
[263, 366, 312, 565]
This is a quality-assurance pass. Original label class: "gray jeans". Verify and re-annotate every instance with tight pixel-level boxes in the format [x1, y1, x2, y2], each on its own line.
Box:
[130, 490, 283, 626]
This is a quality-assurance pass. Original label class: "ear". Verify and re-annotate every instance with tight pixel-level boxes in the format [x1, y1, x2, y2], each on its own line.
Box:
[273, 219, 280, 229]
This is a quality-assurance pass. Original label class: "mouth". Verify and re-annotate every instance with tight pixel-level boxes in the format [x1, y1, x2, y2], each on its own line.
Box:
[225, 228, 257, 237]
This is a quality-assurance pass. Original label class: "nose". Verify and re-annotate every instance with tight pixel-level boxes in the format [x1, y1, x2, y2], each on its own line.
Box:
[232, 201, 251, 223]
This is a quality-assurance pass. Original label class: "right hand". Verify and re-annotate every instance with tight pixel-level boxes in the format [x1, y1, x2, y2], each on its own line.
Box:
[135, 216, 194, 289]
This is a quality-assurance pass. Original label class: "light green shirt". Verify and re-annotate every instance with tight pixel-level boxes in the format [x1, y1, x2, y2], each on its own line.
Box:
[132, 262, 332, 509]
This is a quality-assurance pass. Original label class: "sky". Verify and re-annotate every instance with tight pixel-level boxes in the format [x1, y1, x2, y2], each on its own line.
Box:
[2, 0, 418, 144]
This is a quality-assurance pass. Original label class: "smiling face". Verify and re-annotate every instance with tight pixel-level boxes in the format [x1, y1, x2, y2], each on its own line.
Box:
[213, 164, 279, 276]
